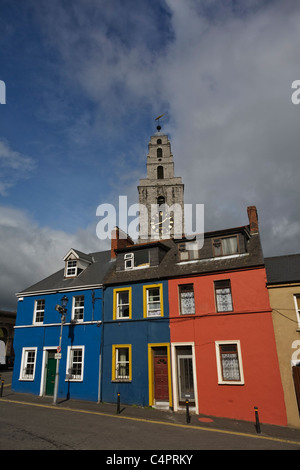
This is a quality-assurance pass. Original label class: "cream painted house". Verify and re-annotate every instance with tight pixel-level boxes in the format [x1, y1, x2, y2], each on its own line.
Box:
[265, 254, 300, 428]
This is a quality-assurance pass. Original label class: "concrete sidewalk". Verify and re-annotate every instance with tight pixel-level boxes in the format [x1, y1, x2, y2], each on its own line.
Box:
[1, 383, 299, 445]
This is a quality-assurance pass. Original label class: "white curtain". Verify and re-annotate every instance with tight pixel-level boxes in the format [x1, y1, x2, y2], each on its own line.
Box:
[222, 237, 238, 255]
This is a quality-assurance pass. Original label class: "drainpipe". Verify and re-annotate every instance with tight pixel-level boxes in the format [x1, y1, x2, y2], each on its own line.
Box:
[98, 286, 106, 403]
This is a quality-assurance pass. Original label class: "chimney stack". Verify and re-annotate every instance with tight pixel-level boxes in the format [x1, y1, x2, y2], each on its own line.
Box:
[247, 206, 259, 234]
[111, 227, 134, 259]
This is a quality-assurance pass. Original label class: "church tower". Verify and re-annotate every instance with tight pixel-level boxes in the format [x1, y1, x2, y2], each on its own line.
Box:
[138, 124, 184, 241]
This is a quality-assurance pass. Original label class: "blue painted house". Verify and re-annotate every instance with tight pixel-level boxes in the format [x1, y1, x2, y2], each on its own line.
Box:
[101, 236, 173, 409]
[12, 248, 112, 402]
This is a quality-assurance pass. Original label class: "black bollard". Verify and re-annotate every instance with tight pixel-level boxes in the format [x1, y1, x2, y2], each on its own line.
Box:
[117, 392, 121, 414]
[185, 400, 190, 424]
[0, 380, 4, 397]
[254, 406, 261, 434]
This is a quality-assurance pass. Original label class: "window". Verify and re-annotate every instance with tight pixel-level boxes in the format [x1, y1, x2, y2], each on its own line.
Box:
[124, 253, 133, 270]
[20, 347, 37, 380]
[66, 260, 77, 277]
[157, 166, 164, 179]
[179, 284, 195, 315]
[157, 148, 162, 158]
[294, 295, 300, 327]
[33, 299, 45, 324]
[176, 346, 195, 402]
[178, 240, 201, 261]
[215, 341, 244, 385]
[66, 346, 84, 381]
[72, 295, 85, 321]
[113, 288, 132, 320]
[212, 236, 239, 257]
[124, 251, 149, 270]
[112, 345, 132, 381]
[214, 280, 233, 312]
[143, 284, 163, 317]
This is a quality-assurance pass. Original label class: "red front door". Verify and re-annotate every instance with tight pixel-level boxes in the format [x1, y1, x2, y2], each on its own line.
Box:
[154, 356, 169, 401]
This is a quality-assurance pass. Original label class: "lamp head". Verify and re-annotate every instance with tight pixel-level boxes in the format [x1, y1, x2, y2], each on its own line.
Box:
[61, 295, 69, 308]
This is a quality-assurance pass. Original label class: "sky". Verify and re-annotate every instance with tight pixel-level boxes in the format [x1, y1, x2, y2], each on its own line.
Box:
[0, 0, 300, 310]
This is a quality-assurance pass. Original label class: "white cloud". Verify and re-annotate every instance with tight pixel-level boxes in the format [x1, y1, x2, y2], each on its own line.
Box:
[29, 0, 299, 257]
[0, 139, 36, 196]
[158, 0, 300, 256]
[0, 206, 109, 310]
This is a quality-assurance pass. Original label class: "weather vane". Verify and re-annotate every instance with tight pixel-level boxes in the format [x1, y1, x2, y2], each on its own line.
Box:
[155, 113, 165, 131]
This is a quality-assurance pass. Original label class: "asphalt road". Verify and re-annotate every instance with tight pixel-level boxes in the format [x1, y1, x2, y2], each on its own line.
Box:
[1, 369, 299, 452]
[0, 399, 299, 451]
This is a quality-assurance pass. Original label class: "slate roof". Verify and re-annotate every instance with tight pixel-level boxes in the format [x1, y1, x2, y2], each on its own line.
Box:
[17, 250, 114, 295]
[17, 222, 266, 296]
[265, 254, 300, 284]
[103, 225, 264, 286]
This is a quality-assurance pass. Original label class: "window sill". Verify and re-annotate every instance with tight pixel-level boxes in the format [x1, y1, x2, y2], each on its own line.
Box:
[111, 379, 132, 383]
[124, 265, 150, 271]
[218, 381, 245, 386]
[177, 253, 249, 265]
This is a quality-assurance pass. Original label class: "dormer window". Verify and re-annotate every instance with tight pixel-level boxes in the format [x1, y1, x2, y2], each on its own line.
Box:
[63, 249, 92, 278]
[178, 240, 201, 261]
[212, 236, 239, 257]
[66, 260, 77, 277]
[124, 253, 134, 270]
[124, 250, 149, 270]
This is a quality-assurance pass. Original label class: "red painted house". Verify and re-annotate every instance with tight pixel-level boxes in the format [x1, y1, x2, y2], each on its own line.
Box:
[168, 207, 287, 426]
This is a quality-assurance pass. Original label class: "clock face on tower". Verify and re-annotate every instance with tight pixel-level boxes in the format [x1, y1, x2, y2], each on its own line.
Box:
[151, 210, 174, 236]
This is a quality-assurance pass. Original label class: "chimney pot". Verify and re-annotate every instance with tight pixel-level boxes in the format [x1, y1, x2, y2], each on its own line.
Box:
[247, 206, 259, 234]
[111, 227, 134, 259]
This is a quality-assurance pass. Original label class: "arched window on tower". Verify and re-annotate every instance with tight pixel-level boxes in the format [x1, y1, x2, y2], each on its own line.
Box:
[157, 148, 162, 158]
[157, 166, 164, 179]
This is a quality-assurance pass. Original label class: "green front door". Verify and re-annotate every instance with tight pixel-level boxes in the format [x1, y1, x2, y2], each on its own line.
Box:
[45, 353, 57, 396]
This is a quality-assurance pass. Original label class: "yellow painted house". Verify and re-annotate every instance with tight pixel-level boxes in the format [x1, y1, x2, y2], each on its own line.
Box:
[265, 254, 300, 428]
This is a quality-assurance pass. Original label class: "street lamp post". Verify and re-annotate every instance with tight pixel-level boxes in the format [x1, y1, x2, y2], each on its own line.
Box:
[53, 295, 68, 405]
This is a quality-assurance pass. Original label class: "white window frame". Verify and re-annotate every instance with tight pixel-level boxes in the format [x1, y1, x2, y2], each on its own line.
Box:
[171, 342, 199, 414]
[65, 259, 77, 277]
[19, 347, 37, 381]
[66, 346, 84, 381]
[144, 285, 163, 317]
[116, 290, 131, 319]
[112, 345, 132, 381]
[215, 340, 244, 385]
[294, 295, 300, 328]
[33, 299, 45, 324]
[124, 253, 133, 270]
[72, 295, 85, 322]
